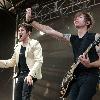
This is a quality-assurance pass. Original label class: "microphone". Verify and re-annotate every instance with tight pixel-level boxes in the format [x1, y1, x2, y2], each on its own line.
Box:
[8, 0, 35, 13]
[9, 6, 15, 12]
[8, 0, 25, 13]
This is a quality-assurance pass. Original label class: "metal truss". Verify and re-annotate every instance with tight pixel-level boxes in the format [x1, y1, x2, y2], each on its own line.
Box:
[1, 0, 100, 23]
[0, 0, 8, 9]
[31, 0, 100, 22]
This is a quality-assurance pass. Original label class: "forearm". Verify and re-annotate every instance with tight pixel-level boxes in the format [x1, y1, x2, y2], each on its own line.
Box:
[89, 59, 100, 68]
[31, 21, 63, 38]
[26, 8, 63, 38]
[0, 60, 7, 68]
[0, 59, 15, 68]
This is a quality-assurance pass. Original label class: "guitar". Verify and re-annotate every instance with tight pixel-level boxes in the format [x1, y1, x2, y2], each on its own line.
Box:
[59, 37, 100, 98]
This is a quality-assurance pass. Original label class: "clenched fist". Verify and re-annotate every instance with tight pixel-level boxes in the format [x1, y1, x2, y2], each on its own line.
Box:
[26, 8, 32, 22]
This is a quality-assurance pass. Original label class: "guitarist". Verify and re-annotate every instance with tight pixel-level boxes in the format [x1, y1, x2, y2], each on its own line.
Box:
[26, 8, 100, 100]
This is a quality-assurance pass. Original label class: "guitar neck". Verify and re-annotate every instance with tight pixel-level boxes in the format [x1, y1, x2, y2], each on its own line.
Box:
[84, 43, 93, 55]
[75, 43, 93, 65]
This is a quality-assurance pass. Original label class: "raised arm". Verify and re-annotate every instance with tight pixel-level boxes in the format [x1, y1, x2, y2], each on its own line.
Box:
[26, 8, 71, 41]
[32, 21, 63, 37]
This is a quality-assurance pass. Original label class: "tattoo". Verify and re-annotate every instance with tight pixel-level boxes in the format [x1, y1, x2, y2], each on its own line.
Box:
[95, 33, 100, 41]
[95, 33, 100, 57]
[96, 45, 100, 58]
[63, 34, 71, 41]
[97, 49, 100, 55]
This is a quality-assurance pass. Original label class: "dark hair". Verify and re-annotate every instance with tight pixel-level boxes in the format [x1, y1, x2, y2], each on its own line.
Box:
[74, 11, 94, 29]
[18, 22, 32, 32]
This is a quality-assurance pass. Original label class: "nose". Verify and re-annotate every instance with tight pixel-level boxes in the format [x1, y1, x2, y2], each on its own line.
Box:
[18, 30, 22, 34]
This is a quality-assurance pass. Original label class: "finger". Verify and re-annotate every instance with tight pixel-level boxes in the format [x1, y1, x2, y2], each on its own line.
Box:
[31, 80, 33, 85]
[24, 77, 27, 82]
[31, 79, 33, 85]
[86, 54, 89, 59]
[79, 55, 83, 59]
[83, 53, 86, 58]
[79, 55, 84, 61]
[80, 60, 87, 66]
[82, 53, 85, 56]
[26, 8, 31, 11]
[79, 57, 87, 63]
[28, 80, 33, 86]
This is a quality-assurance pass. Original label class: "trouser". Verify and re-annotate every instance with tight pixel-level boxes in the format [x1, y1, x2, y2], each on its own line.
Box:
[14, 73, 37, 100]
[69, 74, 98, 100]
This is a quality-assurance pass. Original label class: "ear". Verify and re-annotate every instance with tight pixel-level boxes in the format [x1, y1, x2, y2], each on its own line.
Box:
[28, 31, 31, 36]
[86, 21, 90, 25]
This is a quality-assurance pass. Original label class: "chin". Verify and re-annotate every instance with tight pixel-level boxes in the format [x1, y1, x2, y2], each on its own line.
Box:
[19, 39, 22, 42]
[75, 26, 80, 29]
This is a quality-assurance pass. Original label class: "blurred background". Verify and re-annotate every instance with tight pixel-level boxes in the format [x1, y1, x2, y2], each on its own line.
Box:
[0, 0, 100, 100]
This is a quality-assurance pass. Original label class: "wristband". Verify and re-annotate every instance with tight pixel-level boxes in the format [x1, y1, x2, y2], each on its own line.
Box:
[26, 18, 33, 24]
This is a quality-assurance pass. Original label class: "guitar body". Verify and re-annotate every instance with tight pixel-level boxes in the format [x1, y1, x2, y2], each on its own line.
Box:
[59, 63, 78, 98]
[60, 75, 75, 98]
[63, 77, 76, 98]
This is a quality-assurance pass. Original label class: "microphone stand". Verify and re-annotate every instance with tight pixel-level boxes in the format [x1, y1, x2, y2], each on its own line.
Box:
[12, 12, 19, 100]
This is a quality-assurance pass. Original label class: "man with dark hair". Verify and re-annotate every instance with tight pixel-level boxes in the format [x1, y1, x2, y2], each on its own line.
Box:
[0, 22, 43, 100]
[26, 8, 100, 100]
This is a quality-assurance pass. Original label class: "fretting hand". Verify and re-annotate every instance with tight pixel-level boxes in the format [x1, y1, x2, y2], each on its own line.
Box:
[78, 53, 91, 68]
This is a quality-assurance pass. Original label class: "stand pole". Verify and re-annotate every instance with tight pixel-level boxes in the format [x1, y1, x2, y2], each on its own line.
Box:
[12, 66, 16, 100]
[12, 13, 19, 100]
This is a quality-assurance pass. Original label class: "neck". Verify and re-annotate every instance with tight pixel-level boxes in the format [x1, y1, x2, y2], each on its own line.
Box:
[77, 27, 88, 38]
[22, 37, 30, 46]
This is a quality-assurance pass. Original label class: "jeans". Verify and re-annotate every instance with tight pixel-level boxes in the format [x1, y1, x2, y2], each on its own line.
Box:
[14, 73, 37, 100]
[69, 74, 98, 100]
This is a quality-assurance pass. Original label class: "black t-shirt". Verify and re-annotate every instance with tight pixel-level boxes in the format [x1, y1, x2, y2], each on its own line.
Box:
[70, 32, 99, 77]
[18, 45, 29, 73]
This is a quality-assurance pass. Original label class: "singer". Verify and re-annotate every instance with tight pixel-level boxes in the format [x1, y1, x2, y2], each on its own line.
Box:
[0, 23, 43, 100]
